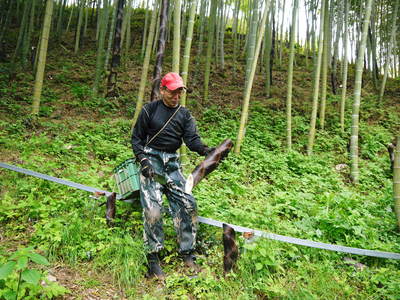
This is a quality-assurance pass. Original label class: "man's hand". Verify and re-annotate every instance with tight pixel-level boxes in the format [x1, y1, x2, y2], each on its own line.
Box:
[140, 158, 155, 178]
[202, 146, 216, 157]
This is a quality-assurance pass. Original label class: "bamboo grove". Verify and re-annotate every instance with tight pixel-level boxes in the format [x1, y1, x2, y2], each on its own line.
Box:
[1, 0, 399, 185]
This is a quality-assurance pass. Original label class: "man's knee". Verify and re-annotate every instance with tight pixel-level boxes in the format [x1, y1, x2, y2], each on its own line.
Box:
[144, 206, 162, 225]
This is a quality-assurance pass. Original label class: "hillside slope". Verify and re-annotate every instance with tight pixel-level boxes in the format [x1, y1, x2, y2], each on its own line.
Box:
[1, 28, 400, 299]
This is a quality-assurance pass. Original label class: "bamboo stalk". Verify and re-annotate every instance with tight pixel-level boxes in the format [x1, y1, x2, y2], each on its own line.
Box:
[172, 0, 181, 73]
[150, 0, 169, 101]
[394, 136, 400, 229]
[286, 0, 299, 151]
[203, 0, 217, 102]
[235, 0, 271, 154]
[340, 0, 349, 132]
[106, 0, 125, 97]
[378, 0, 399, 102]
[131, 0, 159, 127]
[350, 0, 374, 184]
[307, 0, 326, 156]
[319, 0, 330, 130]
[32, 0, 54, 115]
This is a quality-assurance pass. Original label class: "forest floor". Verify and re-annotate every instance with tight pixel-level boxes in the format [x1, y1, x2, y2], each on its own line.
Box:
[1, 28, 400, 299]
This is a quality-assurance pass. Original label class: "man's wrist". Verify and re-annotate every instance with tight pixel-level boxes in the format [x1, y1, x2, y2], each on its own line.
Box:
[137, 154, 146, 162]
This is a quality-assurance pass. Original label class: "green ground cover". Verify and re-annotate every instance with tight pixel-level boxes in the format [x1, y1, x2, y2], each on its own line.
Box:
[1, 94, 399, 298]
[1, 36, 399, 299]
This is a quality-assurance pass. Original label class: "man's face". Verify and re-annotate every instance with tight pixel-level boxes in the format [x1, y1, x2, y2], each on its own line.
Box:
[160, 87, 184, 108]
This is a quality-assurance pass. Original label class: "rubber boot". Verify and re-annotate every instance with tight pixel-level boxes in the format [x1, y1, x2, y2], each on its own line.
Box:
[182, 253, 199, 271]
[147, 252, 165, 279]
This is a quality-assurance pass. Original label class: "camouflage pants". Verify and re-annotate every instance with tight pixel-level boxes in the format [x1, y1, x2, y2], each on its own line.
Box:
[140, 146, 198, 254]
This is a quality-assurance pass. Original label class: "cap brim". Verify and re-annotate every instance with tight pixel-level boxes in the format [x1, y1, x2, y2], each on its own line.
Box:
[165, 82, 186, 91]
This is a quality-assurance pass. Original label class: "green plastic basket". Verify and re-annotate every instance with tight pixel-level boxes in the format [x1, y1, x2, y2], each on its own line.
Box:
[113, 158, 141, 200]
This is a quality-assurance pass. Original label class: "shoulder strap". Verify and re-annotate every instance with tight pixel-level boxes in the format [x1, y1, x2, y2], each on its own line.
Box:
[145, 105, 182, 146]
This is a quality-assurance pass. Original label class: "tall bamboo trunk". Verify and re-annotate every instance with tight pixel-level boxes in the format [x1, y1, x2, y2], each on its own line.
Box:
[319, 0, 330, 130]
[235, 0, 271, 154]
[66, 1, 76, 34]
[12, 0, 31, 65]
[83, 0, 89, 38]
[195, 0, 207, 65]
[141, 0, 149, 59]
[120, 0, 130, 50]
[349, 0, 374, 184]
[244, 0, 258, 90]
[214, 1, 221, 65]
[131, 1, 159, 127]
[203, 0, 217, 102]
[74, 0, 86, 53]
[105, 0, 119, 71]
[279, 0, 287, 67]
[219, 1, 227, 71]
[106, 0, 125, 97]
[368, 1, 379, 90]
[331, 1, 342, 96]
[150, 0, 169, 101]
[232, 0, 241, 75]
[172, 0, 181, 73]
[93, 0, 110, 96]
[151, 3, 162, 55]
[0, 0, 14, 43]
[180, 0, 198, 106]
[124, 2, 132, 58]
[340, 0, 349, 132]
[32, 0, 54, 115]
[270, 1, 276, 87]
[179, 0, 198, 164]
[394, 136, 400, 229]
[307, 0, 326, 155]
[286, 0, 299, 151]
[264, 8, 272, 97]
[304, 3, 310, 68]
[378, 0, 399, 102]
[22, 0, 36, 68]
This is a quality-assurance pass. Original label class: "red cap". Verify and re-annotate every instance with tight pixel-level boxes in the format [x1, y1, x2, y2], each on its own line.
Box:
[161, 72, 186, 91]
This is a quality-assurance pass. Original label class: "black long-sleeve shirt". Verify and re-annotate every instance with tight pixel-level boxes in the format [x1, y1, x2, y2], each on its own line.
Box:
[131, 100, 207, 160]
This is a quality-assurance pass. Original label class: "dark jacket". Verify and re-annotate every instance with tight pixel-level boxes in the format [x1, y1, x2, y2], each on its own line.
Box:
[131, 100, 207, 161]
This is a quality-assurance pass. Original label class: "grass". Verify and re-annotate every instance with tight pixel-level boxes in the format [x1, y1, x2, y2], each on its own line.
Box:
[1, 26, 400, 299]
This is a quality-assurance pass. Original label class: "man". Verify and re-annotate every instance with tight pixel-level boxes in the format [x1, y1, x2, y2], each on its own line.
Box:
[131, 72, 214, 278]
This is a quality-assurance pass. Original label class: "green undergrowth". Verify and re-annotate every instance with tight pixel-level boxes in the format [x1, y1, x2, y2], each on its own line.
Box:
[1, 94, 399, 299]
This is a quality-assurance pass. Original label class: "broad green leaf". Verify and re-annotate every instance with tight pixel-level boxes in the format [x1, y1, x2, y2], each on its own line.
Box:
[21, 269, 41, 285]
[259, 248, 267, 257]
[0, 261, 16, 279]
[255, 263, 263, 271]
[17, 256, 28, 270]
[3, 290, 17, 300]
[243, 243, 256, 250]
[27, 252, 50, 266]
